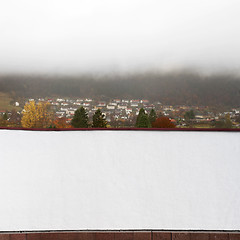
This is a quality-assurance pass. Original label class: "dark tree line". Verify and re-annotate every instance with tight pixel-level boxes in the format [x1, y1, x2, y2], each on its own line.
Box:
[1, 71, 240, 107]
[71, 107, 107, 128]
[71, 107, 175, 129]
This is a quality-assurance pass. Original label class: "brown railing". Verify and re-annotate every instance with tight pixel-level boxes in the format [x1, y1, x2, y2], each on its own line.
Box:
[0, 231, 239, 240]
[1, 127, 240, 131]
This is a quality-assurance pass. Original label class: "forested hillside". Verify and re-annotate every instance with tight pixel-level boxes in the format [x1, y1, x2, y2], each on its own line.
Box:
[0, 72, 240, 107]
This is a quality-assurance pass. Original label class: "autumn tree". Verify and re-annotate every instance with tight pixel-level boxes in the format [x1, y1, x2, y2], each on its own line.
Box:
[149, 109, 157, 127]
[53, 117, 71, 128]
[71, 107, 89, 128]
[152, 117, 176, 128]
[224, 114, 233, 128]
[213, 114, 232, 128]
[136, 108, 151, 128]
[21, 101, 53, 128]
[92, 109, 107, 128]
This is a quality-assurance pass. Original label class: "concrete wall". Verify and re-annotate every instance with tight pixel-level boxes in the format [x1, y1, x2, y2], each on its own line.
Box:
[0, 130, 239, 231]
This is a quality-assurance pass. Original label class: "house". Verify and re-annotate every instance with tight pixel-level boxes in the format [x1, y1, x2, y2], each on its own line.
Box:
[117, 105, 127, 110]
[140, 99, 149, 104]
[61, 102, 69, 106]
[97, 102, 106, 107]
[57, 98, 65, 102]
[107, 105, 115, 110]
[73, 102, 82, 106]
[109, 102, 117, 106]
[83, 102, 90, 107]
[130, 99, 140, 103]
[125, 108, 132, 115]
[130, 102, 138, 107]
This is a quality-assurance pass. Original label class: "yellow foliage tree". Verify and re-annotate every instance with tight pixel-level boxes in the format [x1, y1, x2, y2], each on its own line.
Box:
[21, 101, 53, 128]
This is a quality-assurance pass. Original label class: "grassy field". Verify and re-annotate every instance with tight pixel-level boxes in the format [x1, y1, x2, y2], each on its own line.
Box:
[192, 123, 212, 128]
[0, 92, 21, 112]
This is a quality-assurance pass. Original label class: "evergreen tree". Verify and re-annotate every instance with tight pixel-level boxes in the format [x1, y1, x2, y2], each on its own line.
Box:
[138, 114, 151, 128]
[136, 108, 145, 127]
[149, 109, 157, 126]
[92, 109, 107, 128]
[184, 110, 195, 120]
[71, 107, 89, 128]
[136, 108, 151, 128]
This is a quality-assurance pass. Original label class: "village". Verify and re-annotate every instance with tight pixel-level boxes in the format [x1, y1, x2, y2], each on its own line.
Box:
[1, 97, 237, 128]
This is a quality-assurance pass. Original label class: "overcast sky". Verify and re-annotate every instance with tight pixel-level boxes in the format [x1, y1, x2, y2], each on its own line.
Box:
[0, 0, 240, 74]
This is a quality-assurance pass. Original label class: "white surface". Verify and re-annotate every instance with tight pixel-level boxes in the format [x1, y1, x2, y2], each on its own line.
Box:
[0, 130, 239, 231]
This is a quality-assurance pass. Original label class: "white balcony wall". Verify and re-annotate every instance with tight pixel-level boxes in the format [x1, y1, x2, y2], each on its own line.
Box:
[0, 130, 239, 231]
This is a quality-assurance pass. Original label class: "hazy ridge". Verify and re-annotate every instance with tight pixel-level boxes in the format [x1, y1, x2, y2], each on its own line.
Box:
[0, 72, 240, 108]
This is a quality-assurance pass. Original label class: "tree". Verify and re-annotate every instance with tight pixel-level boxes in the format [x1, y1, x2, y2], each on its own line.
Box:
[149, 109, 157, 126]
[213, 114, 232, 128]
[224, 114, 233, 128]
[3, 112, 8, 120]
[184, 110, 195, 120]
[136, 108, 151, 128]
[8, 110, 21, 127]
[0, 116, 7, 127]
[136, 108, 145, 127]
[152, 117, 176, 128]
[92, 109, 107, 128]
[21, 101, 53, 128]
[71, 107, 89, 128]
[53, 117, 71, 128]
[0, 112, 8, 127]
[235, 115, 240, 124]
[137, 114, 151, 128]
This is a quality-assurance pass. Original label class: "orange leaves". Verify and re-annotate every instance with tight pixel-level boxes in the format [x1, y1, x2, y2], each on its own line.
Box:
[152, 117, 176, 128]
[53, 117, 71, 128]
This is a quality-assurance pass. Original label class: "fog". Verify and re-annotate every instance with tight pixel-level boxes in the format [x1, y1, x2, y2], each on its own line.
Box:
[0, 0, 240, 74]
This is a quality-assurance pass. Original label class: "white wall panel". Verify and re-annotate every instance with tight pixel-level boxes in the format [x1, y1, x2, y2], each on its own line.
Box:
[0, 130, 239, 231]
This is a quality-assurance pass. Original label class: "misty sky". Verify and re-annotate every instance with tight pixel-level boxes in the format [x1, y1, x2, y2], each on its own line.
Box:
[0, 0, 240, 74]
